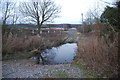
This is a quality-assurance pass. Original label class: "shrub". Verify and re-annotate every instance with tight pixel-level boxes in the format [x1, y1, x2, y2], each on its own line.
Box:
[75, 33, 118, 78]
[2, 30, 67, 58]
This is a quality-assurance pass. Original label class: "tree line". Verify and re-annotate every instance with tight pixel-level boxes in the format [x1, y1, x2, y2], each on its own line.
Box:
[0, 0, 61, 34]
[78, 1, 120, 35]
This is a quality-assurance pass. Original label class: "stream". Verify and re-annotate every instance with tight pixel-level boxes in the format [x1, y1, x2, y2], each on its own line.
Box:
[30, 43, 77, 64]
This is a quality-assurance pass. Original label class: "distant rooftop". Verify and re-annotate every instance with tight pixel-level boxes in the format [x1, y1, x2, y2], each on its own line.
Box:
[7, 24, 82, 28]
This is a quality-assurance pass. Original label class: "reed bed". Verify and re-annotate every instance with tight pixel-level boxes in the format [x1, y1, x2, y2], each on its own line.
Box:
[76, 33, 118, 78]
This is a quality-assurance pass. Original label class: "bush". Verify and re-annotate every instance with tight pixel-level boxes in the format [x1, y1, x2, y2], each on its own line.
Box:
[75, 33, 118, 78]
[2, 30, 67, 58]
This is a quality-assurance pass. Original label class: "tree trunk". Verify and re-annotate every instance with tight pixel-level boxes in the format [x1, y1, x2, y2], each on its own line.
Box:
[36, 56, 40, 64]
[37, 24, 40, 34]
[36, 53, 45, 65]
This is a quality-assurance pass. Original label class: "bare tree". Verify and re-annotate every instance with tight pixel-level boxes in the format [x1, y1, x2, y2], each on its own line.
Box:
[5, 5, 20, 25]
[84, 2, 103, 25]
[85, 10, 95, 25]
[11, 9, 19, 25]
[20, 0, 61, 34]
[0, 1, 15, 26]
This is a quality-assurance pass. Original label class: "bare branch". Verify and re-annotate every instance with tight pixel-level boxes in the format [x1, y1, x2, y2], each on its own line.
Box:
[1, 2, 16, 25]
[20, 0, 61, 33]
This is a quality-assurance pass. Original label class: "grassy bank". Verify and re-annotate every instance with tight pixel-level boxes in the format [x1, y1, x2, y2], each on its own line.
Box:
[2, 31, 68, 60]
[55, 71, 69, 78]
[74, 33, 118, 78]
[71, 61, 99, 78]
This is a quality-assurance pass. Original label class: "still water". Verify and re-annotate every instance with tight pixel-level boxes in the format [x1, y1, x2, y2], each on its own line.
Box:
[31, 43, 77, 64]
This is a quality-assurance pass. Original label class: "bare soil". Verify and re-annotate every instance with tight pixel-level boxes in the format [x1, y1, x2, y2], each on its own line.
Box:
[2, 59, 85, 78]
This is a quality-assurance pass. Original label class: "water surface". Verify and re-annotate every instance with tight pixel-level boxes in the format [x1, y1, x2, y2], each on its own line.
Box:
[31, 43, 77, 64]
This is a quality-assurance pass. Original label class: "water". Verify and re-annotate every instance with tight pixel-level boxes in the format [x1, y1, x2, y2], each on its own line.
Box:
[30, 43, 77, 64]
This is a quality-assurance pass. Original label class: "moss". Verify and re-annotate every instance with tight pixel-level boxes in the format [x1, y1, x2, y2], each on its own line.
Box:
[55, 71, 69, 78]
[67, 40, 74, 43]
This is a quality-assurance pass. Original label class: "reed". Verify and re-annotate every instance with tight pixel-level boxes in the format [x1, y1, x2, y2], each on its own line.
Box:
[2, 31, 67, 57]
[76, 33, 118, 78]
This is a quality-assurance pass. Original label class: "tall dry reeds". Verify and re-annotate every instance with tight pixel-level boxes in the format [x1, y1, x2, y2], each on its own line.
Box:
[76, 33, 118, 78]
[2, 31, 67, 57]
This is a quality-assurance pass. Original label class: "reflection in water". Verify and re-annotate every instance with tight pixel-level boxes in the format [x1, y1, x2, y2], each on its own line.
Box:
[41, 49, 57, 64]
[30, 43, 77, 64]
[42, 43, 77, 64]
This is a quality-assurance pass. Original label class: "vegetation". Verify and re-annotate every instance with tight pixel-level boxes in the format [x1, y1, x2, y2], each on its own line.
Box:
[74, 1, 119, 78]
[55, 71, 69, 78]
[100, 1, 120, 32]
[75, 32, 118, 78]
[71, 61, 98, 78]
[19, 0, 61, 34]
[77, 24, 92, 33]
[1, 0, 119, 78]
[2, 29, 67, 60]
[100, 1, 120, 39]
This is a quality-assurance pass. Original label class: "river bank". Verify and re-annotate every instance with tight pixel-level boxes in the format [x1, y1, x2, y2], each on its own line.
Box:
[75, 33, 118, 78]
[2, 32, 72, 61]
[2, 59, 85, 78]
[2, 32, 102, 78]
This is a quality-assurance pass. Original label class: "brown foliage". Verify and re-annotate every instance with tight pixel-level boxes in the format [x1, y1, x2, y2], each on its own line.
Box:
[76, 33, 118, 78]
[2, 31, 66, 56]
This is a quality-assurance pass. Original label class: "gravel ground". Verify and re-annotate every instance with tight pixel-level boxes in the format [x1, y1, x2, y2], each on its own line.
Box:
[2, 59, 85, 78]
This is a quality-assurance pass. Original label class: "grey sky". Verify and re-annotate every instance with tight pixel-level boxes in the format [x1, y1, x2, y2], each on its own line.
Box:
[1, 0, 116, 24]
[53, 0, 116, 24]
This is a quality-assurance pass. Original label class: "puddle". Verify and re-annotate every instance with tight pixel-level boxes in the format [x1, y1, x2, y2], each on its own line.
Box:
[30, 43, 77, 64]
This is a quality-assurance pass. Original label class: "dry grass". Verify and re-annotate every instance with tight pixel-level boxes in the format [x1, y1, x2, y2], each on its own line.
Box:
[2, 31, 67, 57]
[75, 33, 118, 78]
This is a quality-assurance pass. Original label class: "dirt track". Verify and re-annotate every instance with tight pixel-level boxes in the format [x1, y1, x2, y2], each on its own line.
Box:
[2, 59, 85, 78]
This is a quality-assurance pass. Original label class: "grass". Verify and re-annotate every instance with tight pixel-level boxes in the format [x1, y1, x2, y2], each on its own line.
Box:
[71, 61, 99, 78]
[14, 52, 35, 59]
[72, 31, 78, 34]
[55, 71, 69, 78]
[2, 30, 68, 60]
[3, 52, 35, 61]
[2, 28, 77, 61]
[75, 33, 118, 78]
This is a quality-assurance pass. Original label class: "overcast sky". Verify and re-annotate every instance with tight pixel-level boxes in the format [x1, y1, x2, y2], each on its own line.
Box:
[1, 0, 116, 24]
[53, 0, 115, 24]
